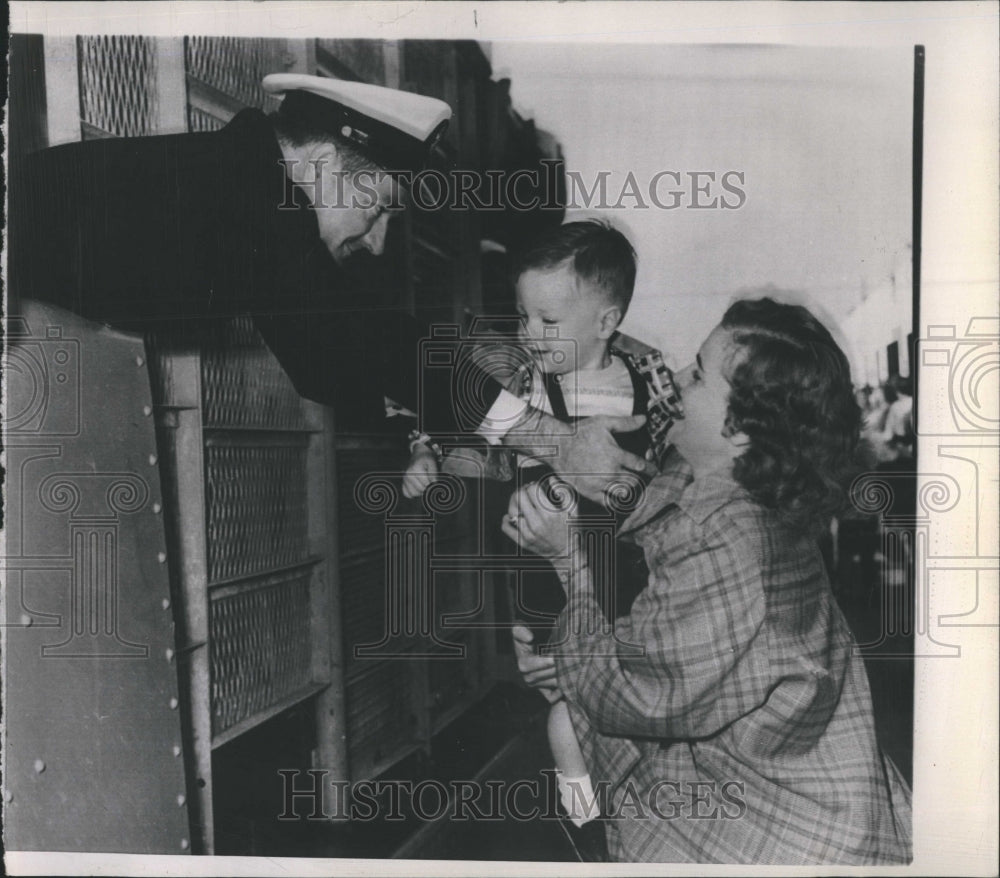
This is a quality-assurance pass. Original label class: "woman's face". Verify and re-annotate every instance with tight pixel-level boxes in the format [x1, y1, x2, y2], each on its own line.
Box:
[669, 325, 743, 476]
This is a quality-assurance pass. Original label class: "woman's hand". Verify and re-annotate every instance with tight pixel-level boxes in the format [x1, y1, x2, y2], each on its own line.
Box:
[511, 624, 562, 704]
[501, 479, 578, 558]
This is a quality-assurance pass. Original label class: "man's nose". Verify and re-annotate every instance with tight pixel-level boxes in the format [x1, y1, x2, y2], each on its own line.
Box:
[362, 214, 389, 256]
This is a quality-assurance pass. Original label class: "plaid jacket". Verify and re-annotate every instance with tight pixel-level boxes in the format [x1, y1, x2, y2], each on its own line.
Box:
[551, 464, 912, 864]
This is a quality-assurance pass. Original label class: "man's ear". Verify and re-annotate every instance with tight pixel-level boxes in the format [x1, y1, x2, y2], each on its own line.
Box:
[598, 305, 622, 339]
[305, 141, 341, 183]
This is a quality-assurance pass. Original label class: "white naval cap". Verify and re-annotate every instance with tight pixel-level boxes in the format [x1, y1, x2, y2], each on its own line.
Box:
[262, 73, 451, 174]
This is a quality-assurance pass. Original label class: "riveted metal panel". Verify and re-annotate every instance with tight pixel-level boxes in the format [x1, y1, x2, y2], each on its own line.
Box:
[2, 300, 190, 853]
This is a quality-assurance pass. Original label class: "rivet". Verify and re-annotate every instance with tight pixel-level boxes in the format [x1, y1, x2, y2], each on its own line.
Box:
[152, 502, 162, 514]
[177, 794, 186, 807]
[165, 648, 175, 662]
[341, 125, 352, 138]
[148, 454, 158, 466]
[143, 405, 152, 417]
[157, 552, 167, 564]
[3, 790, 12, 803]
[136, 355, 145, 367]
[34, 759, 45, 774]
[169, 697, 179, 710]
[20, 614, 32, 627]
[162, 598, 171, 610]
[172, 745, 182, 758]
[180, 838, 190, 851]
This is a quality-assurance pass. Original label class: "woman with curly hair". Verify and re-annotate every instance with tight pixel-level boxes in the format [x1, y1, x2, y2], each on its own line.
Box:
[505, 297, 912, 864]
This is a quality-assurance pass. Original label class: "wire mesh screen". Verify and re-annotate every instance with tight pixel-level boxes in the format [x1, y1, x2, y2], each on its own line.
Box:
[204, 441, 311, 584]
[185, 37, 286, 112]
[336, 445, 409, 670]
[210, 570, 314, 735]
[201, 317, 312, 431]
[346, 659, 418, 779]
[188, 105, 226, 133]
[316, 39, 386, 83]
[77, 35, 159, 138]
[428, 635, 474, 725]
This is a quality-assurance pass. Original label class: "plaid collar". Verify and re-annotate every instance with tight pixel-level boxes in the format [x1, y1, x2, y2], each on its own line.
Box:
[621, 459, 747, 534]
[674, 466, 746, 524]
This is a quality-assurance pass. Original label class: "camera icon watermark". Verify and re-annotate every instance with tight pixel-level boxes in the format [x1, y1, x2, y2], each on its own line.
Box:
[417, 319, 579, 439]
[3, 317, 82, 437]
[917, 317, 999, 435]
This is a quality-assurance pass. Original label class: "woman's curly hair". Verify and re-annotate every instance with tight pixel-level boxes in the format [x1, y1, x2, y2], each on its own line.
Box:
[720, 298, 863, 534]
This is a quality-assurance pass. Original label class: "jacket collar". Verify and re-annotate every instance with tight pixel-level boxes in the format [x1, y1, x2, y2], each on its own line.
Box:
[675, 466, 745, 525]
[621, 460, 744, 533]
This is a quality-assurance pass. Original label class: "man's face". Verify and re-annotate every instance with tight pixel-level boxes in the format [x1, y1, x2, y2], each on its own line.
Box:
[309, 156, 401, 265]
[515, 263, 620, 375]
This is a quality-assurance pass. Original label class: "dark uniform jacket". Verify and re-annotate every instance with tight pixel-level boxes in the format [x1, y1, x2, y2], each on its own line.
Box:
[9, 108, 480, 430]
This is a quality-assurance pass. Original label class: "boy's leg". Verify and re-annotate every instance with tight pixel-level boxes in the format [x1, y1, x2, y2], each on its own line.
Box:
[548, 699, 588, 776]
[548, 700, 599, 827]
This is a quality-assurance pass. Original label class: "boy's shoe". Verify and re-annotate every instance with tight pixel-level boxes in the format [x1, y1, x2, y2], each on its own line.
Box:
[556, 816, 608, 862]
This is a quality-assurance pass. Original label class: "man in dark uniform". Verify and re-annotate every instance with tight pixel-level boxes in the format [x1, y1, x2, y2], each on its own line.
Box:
[9, 74, 653, 499]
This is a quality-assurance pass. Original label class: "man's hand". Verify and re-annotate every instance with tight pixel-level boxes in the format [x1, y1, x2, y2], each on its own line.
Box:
[502, 480, 577, 558]
[511, 624, 561, 704]
[555, 415, 656, 502]
[505, 412, 656, 505]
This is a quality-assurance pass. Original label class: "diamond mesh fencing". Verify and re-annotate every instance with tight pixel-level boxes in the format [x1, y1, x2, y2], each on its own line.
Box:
[209, 570, 314, 735]
[77, 35, 159, 137]
[185, 36, 285, 111]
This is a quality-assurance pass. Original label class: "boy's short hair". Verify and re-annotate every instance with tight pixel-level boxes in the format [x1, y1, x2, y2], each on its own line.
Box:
[720, 297, 863, 533]
[512, 220, 637, 315]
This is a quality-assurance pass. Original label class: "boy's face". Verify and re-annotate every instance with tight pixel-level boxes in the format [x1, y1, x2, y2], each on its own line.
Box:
[669, 325, 747, 476]
[515, 263, 621, 374]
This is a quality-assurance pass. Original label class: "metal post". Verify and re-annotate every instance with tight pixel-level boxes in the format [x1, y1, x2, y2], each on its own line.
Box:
[159, 351, 215, 853]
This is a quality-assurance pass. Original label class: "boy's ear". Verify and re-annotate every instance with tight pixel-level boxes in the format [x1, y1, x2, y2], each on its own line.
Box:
[598, 305, 622, 339]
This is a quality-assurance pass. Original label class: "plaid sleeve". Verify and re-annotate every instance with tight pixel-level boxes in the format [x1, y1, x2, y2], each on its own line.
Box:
[551, 510, 771, 741]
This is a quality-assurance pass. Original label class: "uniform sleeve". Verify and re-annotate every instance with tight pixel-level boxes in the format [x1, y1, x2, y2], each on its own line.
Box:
[552, 513, 771, 741]
[254, 304, 509, 435]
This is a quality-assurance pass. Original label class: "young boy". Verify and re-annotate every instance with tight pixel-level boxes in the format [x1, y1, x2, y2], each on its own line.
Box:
[503, 298, 912, 864]
[403, 220, 678, 834]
